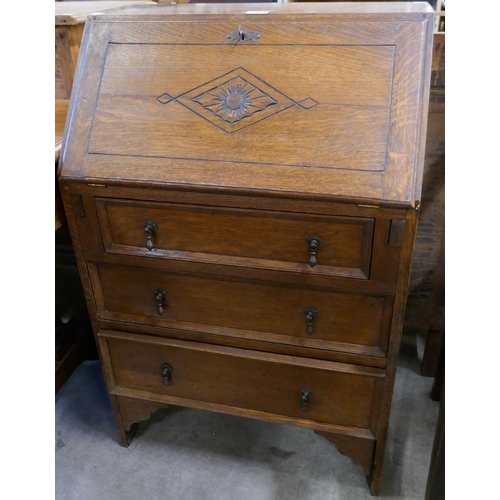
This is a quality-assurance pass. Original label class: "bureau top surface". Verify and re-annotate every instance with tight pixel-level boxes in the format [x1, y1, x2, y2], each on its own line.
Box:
[59, 2, 434, 207]
[88, 2, 434, 20]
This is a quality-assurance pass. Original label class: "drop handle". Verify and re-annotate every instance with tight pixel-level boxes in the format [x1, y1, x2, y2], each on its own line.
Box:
[306, 235, 322, 267]
[304, 307, 318, 336]
[143, 220, 158, 251]
[154, 289, 167, 315]
[160, 363, 173, 386]
[301, 388, 313, 412]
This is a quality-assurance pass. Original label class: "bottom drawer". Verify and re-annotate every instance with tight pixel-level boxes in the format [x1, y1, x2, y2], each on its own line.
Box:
[100, 330, 384, 433]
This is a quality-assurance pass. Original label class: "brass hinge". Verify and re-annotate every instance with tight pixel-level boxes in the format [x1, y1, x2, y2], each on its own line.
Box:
[357, 204, 379, 209]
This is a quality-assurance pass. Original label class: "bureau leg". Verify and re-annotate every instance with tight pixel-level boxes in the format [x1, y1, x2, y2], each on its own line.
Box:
[105, 394, 140, 447]
[369, 473, 382, 497]
[314, 431, 376, 484]
[118, 424, 139, 447]
[114, 395, 169, 447]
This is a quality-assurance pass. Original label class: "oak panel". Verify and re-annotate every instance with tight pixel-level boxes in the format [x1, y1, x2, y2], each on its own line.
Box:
[95, 197, 375, 279]
[104, 331, 383, 429]
[89, 262, 394, 353]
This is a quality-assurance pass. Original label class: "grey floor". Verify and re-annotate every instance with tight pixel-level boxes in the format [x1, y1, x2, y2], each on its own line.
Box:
[55, 331, 438, 500]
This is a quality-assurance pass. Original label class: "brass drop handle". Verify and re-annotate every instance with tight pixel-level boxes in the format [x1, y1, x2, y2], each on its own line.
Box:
[301, 388, 313, 412]
[154, 289, 166, 315]
[304, 307, 318, 336]
[143, 220, 158, 251]
[160, 363, 173, 386]
[306, 235, 322, 267]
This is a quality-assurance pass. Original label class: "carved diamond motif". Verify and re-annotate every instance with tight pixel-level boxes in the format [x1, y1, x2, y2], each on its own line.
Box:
[297, 98, 319, 110]
[156, 67, 318, 134]
[156, 93, 173, 104]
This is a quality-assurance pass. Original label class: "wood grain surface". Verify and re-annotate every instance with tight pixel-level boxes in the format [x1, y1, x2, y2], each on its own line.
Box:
[89, 262, 394, 355]
[60, 5, 434, 206]
[101, 330, 383, 430]
[95, 198, 375, 279]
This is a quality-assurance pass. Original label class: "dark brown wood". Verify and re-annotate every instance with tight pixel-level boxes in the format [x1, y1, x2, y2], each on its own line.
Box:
[369, 218, 402, 283]
[369, 208, 420, 496]
[65, 182, 407, 218]
[55, 178, 66, 231]
[55, 229, 98, 394]
[98, 318, 389, 369]
[421, 328, 445, 378]
[115, 395, 169, 434]
[425, 377, 445, 500]
[388, 219, 406, 247]
[315, 430, 375, 477]
[405, 28, 445, 341]
[430, 333, 444, 402]
[430, 33, 445, 89]
[56, 99, 69, 231]
[55, 320, 95, 394]
[95, 197, 375, 279]
[88, 262, 394, 357]
[101, 330, 383, 432]
[58, 4, 433, 495]
[70, 194, 86, 218]
[79, 194, 400, 296]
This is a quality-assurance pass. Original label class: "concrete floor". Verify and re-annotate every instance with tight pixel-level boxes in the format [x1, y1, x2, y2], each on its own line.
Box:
[55, 333, 439, 500]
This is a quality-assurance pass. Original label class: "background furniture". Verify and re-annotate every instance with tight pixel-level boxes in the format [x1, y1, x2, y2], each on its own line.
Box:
[55, 1, 157, 393]
[405, 9, 444, 377]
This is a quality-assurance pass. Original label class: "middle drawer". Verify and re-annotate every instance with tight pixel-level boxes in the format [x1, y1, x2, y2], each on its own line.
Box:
[88, 262, 393, 357]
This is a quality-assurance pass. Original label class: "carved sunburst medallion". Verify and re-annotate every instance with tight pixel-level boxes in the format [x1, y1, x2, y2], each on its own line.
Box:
[192, 77, 278, 124]
[156, 67, 318, 134]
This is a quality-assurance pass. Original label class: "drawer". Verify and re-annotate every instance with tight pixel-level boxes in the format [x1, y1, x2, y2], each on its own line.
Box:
[95, 198, 374, 279]
[89, 262, 393, 357]
[100, 330, 384, 432]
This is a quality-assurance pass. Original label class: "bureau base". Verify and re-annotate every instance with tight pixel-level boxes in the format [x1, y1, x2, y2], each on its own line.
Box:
[99, 330, 383, 494]
[110, 392, 382, 494]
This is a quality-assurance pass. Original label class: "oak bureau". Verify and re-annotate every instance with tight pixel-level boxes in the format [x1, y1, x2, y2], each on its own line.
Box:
[58, 2, 434, 495]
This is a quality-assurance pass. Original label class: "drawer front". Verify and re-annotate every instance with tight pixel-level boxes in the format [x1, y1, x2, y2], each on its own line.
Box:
[96, 198, 374, 279]
[101, 330, 384, 431]
[89, 262, 393, 356]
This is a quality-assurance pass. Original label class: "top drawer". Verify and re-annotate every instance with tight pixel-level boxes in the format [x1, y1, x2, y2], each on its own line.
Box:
[95, 198, 374, 279]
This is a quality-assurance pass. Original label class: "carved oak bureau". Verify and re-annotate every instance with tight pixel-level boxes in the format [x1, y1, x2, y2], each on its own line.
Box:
[58, 2, 434, 495]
